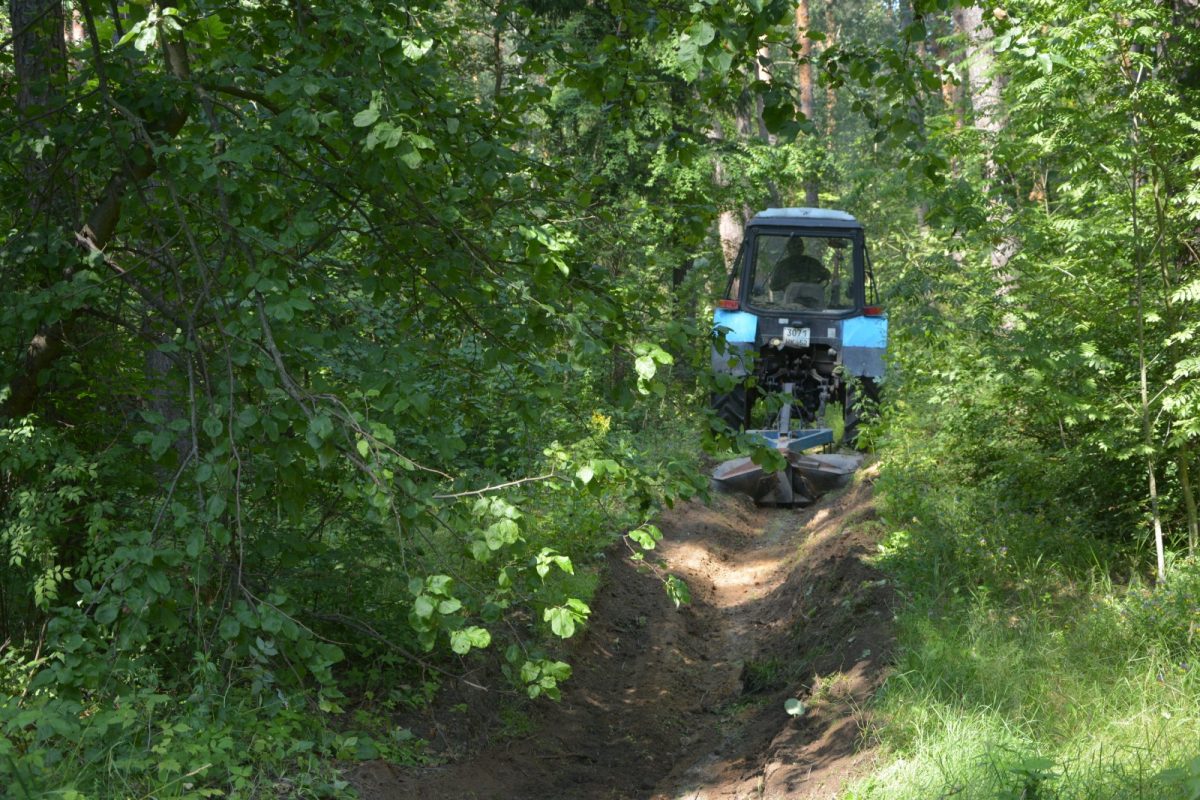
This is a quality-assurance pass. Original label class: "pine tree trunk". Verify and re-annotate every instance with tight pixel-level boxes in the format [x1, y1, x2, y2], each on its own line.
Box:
[1174, 0, 1200, 90]
[795, 0, 819, 206]
[822, 0, 837, 138]
[492, 9, 505, 101]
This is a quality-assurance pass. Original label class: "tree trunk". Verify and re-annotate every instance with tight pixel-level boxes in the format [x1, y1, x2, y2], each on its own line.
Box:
[1179, 446, 1199, 559]
[960, 5, 1018, 294]
[1173, 0, 1200, 91]
[822, 0, 837, 139]
[960, 7, 1001, 132]
[492, 9, 505, 101]
[67, 6, 85, 44]
[795, 0, 819, 206]
[1131, 128, 1167, 584]
[10, 0, 66, 116]
[905, 0, 930, 230]
[718, 210, 745, 271]
[3, 0, 73, 422]
[2, 2, 194, 421]
[753, 42, 782, 206]
[711, 119, 744, 270]
[946, 10, 967, 134]
[754, 42, 774, 145]
[11, 0, 73, 224]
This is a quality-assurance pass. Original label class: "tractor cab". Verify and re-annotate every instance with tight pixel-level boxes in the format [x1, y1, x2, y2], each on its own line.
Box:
[711, 208, 886, 436]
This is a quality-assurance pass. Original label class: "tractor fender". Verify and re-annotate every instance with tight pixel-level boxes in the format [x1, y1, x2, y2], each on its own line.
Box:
[712, 309, 759, 377]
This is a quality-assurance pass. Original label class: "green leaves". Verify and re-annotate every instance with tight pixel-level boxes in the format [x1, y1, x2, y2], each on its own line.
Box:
[115, 6, 182, 52]
[353, 107, 381, 128]
[220, 617, 241, 641]
[518, 658, 572, 700]
[402, 36, 435, 60]
[628, 524, 662, 551]
[575, 458, 622, 489]
[484, 518, 522, 550]
[449, 626, 491, 655]
[634, 343, 674, 396]
[535, 548, 574, 579]
[407, 574, 491, 653]
[688, 21, 716, 47]
[413, 594, 435, 619]
[202, 415, 223, 439]
[0, 0, 834, 789]
[305, 415, 334, 453]
[543, 598, 590, 638]
[665, 575, 691, 608]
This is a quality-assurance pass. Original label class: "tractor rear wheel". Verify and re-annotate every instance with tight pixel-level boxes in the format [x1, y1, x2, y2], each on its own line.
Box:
[711, 382, 752, 431]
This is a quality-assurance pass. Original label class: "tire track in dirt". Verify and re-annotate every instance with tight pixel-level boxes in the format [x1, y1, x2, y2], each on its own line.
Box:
[350, 471, 894, 800]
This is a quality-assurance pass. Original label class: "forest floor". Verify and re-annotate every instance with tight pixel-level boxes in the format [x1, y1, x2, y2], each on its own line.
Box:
[349, 468, 895, 800]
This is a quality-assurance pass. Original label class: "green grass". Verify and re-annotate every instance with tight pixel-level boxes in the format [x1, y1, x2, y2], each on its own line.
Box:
[846, 587, 1200, 799]
[841, 405, 1200, 800]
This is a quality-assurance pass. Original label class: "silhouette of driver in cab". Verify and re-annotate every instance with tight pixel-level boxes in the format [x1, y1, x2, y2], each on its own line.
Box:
[770, 237, 830, 289]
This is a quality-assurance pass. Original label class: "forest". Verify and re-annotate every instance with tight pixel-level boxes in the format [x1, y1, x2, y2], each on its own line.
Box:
[1, 0, 1199, 797]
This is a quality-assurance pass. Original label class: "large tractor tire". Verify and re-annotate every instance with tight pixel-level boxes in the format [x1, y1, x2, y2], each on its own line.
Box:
[711, 382, 752, 432]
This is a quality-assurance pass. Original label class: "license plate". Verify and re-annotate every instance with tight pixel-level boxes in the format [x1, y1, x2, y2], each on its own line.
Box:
[782, 326, 810, 347]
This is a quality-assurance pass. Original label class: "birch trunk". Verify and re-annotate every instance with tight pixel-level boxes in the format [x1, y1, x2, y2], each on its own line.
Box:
[1130, 120, 1167, 583]
[754, 42, 782, 206]
[960, 5, 1018, 294]
[711, 119, 745, 270]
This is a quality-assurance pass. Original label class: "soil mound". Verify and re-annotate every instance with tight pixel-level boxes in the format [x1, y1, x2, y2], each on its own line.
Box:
[350, 470, 893, 800]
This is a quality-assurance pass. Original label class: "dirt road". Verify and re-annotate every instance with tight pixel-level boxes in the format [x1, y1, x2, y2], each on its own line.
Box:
[351, 474, 893, 800]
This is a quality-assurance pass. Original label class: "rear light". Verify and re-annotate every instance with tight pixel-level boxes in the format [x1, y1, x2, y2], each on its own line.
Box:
[717, 299, 740, 310]
[863, 305, 884, 317]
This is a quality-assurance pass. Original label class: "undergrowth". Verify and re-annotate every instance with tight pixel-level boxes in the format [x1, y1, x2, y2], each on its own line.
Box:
[844, 393, 1200, 799]
[0, 397, 708, 799]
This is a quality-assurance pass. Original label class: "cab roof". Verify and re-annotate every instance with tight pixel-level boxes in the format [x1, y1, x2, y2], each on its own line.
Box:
[748, 207, 862, 230]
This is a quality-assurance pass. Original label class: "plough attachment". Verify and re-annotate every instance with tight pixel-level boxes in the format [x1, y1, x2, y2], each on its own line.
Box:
[711, 429, 861, 507]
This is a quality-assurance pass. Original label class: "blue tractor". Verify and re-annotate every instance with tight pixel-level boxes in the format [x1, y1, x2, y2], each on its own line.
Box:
[709, 208, 886, 505]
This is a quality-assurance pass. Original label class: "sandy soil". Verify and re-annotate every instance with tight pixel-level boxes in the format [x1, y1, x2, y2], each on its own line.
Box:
[349, 470, 894, 800]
